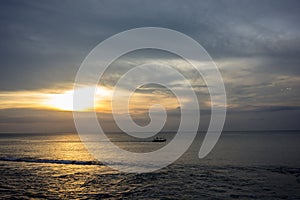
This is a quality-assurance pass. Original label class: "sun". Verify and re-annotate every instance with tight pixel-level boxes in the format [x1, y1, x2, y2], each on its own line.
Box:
[47, 90, 76, 111]
[45, 86, 111, 111]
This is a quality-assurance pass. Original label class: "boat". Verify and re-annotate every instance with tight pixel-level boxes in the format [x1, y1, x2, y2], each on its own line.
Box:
[152, 137, 166, 142]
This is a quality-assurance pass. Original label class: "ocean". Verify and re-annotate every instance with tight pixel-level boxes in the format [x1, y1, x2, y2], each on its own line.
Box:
[0, 131, 299, 199]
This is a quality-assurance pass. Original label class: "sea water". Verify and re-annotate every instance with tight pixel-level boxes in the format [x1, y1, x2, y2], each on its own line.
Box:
[0, 131, 299, 199]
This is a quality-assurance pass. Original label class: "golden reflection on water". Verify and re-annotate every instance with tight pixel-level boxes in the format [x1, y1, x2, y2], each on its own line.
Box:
[41, 134, 95, 161]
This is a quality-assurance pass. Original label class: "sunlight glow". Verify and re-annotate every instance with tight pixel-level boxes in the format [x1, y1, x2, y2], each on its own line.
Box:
[0, 85, 180, 113]
[45, 86, 112, 111]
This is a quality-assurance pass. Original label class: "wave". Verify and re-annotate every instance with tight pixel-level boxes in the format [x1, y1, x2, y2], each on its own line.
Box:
[0, 157, 102, 166]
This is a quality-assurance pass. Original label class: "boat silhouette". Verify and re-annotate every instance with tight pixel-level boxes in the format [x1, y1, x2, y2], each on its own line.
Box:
[152, 137, 167, 142]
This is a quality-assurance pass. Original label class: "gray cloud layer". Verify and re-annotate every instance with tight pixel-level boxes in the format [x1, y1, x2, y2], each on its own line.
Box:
[1, 0, 300, 90]
[0, 0, 299, 131]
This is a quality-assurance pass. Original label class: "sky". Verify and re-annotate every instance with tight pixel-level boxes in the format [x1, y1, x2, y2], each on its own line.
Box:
[0, 0, 299, 133]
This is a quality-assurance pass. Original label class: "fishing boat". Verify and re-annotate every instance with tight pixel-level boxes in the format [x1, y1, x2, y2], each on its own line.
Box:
[152, 137, 166, 142]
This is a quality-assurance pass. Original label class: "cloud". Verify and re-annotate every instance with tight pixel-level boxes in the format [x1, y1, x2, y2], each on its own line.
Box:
[0, 108, 75, 133]
[0, 0, 300, 131]
[1, 0, 300, 90]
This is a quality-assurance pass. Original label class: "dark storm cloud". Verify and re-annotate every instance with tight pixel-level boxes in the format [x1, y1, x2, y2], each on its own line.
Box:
[1, 0, 300, 91]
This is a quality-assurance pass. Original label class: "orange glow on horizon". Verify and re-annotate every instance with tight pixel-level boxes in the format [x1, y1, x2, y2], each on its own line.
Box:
[0, 85, 181, 114]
